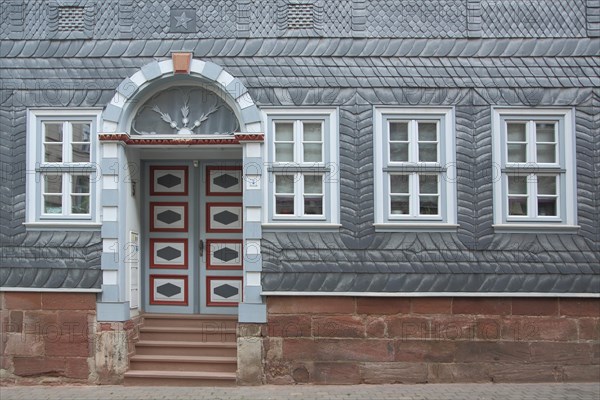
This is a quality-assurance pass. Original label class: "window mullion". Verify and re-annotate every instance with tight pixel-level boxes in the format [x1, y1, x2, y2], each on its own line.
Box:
[411, 172, 419, 217]
[528, 120, 536, 164]
[529, 173, 537, 218]
[63, 172, 70, 217]
[295, 120, 302, 164]
[296, 172, 303, 217]
[64, 121, 70, 163]
[410, 120, 418, 163]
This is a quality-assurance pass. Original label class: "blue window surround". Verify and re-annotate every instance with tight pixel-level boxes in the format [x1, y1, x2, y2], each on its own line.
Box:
[263, 108, 340, 229]
[25, 108, 102, 231]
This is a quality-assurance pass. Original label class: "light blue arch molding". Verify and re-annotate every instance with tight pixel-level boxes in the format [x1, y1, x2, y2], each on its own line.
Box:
[97, 58, 266, 323]
[100, 59, 262, 134]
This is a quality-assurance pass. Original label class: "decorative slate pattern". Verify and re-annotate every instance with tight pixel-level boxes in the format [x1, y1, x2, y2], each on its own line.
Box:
[481, 0, 586, 37]
[365, 0, 466, 38]
[322, 0, 352, 36]
[0, 3, 598, 292]
[1, 38, 599, 59]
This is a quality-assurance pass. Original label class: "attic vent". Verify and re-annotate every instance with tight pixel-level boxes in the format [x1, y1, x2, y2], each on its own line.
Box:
[287, 3, 314, 29]
[58, 6, 85, 32]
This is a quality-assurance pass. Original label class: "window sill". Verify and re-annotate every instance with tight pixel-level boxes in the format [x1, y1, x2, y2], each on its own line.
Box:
[374, 223, 459, 232]
[262, 223, 341, 232]
[493, 224, 580, 234]
[24, 222, 102, 231]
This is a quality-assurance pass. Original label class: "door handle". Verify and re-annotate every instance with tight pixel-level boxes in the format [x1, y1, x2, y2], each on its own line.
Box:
[199, 239, 204, 257]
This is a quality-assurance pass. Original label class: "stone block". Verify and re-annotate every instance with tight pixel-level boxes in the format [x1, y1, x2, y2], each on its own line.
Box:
[360, 362, 428, 384]
[12, 357, 65, 377]
[365, 316, 386, 338]
[65, 357, 91, 380]
[412, 298, 453, 314]
[529, 342, 593, 365]
[313, 362, 360, 384]
[560, 299, 600, 317]
[501, 317, 578, 342]
[578, 318, 600, 340]
[386, 316, 431, 339]
[489, 363, 563, 383]
[563, 365, 600, 382]
[282, 339, 393, 362]
[454, 341, 530, 363]
[356, 298, 410, 315]
[3, 293, 42, 310]
[267, 315, 311, 337]
[427, 363, 492, 383]
[512, 298, 558, 316]
[453, 298, 511, 315]
[237, 336, 264, 385]
[42, 293, 96, 310]
[312, 315, 365, 338]
[268, 297, 355, 315]
[394, 340, 456, 363]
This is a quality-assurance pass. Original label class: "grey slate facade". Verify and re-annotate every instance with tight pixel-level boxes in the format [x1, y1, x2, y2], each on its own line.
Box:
[1, 0, 599, 296]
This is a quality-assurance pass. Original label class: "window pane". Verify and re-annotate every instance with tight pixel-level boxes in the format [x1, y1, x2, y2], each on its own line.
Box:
[44, 174, 62, 193]
[390, 175, 409, 193]
[537, 176, 556, 195]
[44, 144, 63, 162]
[536, 123, 555, 142]
[44, 123, 62, 142]
[44, 195, 62, 214]
[507, 144, 526, 162]
[275, 144, 294, 162]
[275, 175, 294, 193]
[71, 195, 90, 214]
[419, 196, 438, 215]
[303, 122, 322, 141]
[304, 197, 323, 215]
[391, 195, 410, 214]
[418, 122, 437, 141]
[72, 123, 91, 142]
[507, 123, 526, 141]
[538, 198, 557, 216]
[508, 176, 527, 194]
[390, 143, 408, 162]
[275, 196, 294, 214]
[508, 197, 527, 216]
[536, 144, 556, 163]
[72, 174, 90, 194]
[303, 143, 322, 162]
[72, 143, 90, 162]
[275, 123, 293, 141]
[304, 175, 322, 194]
[418, 143, 437, 162]
[419, 175, 438, 194]
[390, 122, 408, 141]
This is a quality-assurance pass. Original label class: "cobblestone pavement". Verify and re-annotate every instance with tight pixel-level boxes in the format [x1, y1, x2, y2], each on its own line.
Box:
[1, 383, 599, 400]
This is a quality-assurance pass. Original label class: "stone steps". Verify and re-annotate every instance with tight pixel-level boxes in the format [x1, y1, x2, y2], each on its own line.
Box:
[124, 314, 237, 386]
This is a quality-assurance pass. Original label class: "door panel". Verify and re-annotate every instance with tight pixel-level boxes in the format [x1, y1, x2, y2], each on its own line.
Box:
[199, 164, 243, 315]
[143, 161, 242, 315]
[144, 162, 195, 314]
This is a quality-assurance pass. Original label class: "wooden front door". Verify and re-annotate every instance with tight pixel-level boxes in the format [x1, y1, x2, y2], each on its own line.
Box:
[143, 161, 243, 314]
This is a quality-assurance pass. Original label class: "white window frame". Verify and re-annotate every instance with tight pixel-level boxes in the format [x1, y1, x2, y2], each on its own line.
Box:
[491, 107, 578, 233]
[25, 108, 102, 230]
[374, 107, 457, 232]
[263, 108, 340, 229]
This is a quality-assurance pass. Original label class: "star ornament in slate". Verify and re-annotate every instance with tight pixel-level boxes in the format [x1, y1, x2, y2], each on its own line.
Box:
[175, 12, 192, 29]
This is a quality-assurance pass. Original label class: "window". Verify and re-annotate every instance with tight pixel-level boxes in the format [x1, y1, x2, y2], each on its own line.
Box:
[492, 108, 576, 231]
[26, 109, 101, 228]
[374, 107, 456, 230]
[264, 109, 339, 227]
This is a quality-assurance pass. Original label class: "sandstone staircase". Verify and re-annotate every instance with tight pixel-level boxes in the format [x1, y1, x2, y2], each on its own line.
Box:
[124, 314, 237, 386]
